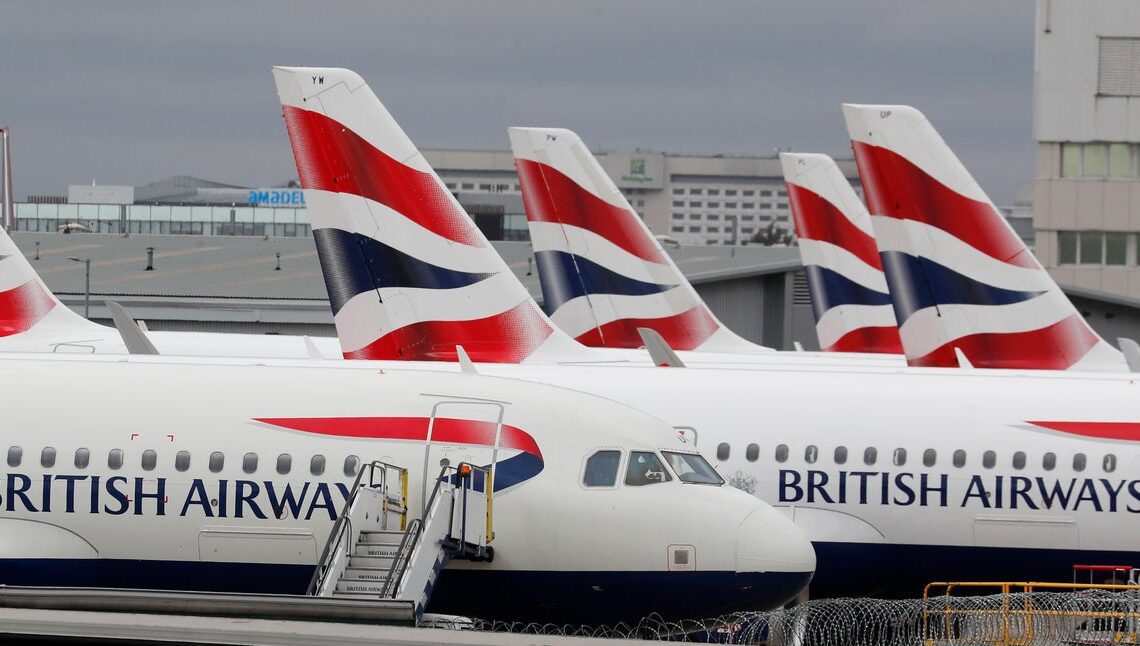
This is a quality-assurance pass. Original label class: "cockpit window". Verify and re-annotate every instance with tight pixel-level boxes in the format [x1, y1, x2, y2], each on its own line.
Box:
[625, 451, 672, 487]
[583, 450, 621, 487]
[662, 451, 724, 486]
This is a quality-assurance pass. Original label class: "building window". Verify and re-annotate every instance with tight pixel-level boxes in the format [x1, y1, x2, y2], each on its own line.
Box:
[707, 201, 720, 208]
[726, 202, 737, 209]
[1058, 231, 1135, 266]
[707, 214, 720, 221]
[672, 200, 684, 207]
[1061, 142, 1138, 178]
[689, 213, 701, 220]
[689, 226, 700, 233]
[708, 189, 720, 196]
[672, 213, 684, 220]
[1099, 37, 1140, 97]
[689, 201, 702, 208]
[672, 188, 684, 195]
[689, 188, 702, 195]
[760, 190, 772, 197]
[708, 226, 719, 233]
[743, 190, 755, 197]
[671, 226, 684, 233]
[1106, 232, 1128, 265]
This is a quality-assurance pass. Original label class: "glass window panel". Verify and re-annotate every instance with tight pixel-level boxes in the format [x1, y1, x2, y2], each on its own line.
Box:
[209, 451, 224, 473]
[775, 444, 789, 463]
[243, 452, 258, 474]
[191, 206, 213, 222]
[804, 445, 818, 464]
[745, 444, 759, 462]
[277, 453, 292, 475]
[1012, 451, 1026, 470]
[233, 207, 255, 223]
[170, 206, 191, 222]
[583, 450, 620, 487]
[1084, 143, 1109, 176]
[1074, 453, 1086, 472]
[41, 447, 56, 468]
[716, 443, 730, 461]
[953, 449, 966, 468]
[625, 451, 672, 486]
[982, 450, 996, 469]
[98, 204, 120, 221]
[175, 450, 190, 472]
[142, 449, 157, 471]
[893, 448, 907, 466]
[254, 207, 278, 223]
[1080, 232, 1104, 264]
[1104, 454, 1117, 473]
[343, 455, 360, 477]
[75, 448, 90, 469]
[923, 449, 936, 467]
[1059, 231, 1078, 264]
[1043, 452, 1056, 471]
[310, 454, 326, 476]
[864, 447, 877, 465]
[834, 446, 848, 465]
[77, 204, 99, 221]
[108, 449, 123, 470]
[1109, 143, 1132, 177]
[1106, 232, 1127, 265]
[8, 446, 22, 467]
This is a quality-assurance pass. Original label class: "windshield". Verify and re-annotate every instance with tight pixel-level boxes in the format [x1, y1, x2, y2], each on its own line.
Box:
[663, 451, 724, 485]
[625, 451, 672, 486]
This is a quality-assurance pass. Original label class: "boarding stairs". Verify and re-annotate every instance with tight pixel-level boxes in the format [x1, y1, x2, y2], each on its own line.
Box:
[308, 460, 494, 620]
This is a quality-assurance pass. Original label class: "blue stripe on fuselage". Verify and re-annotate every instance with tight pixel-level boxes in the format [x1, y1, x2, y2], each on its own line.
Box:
[534, 250, 675, 313]
[879, 251, 1046, 324]
[313, 228, 495, 315]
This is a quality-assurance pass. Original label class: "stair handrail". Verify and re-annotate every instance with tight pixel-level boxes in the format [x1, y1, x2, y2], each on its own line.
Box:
[381, 463, 454, 598]
[307, 460, 407, 596]
[452, 462, 493, 548]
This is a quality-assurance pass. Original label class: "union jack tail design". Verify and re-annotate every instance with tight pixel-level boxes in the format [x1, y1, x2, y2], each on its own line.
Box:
[0, 226, 97, 338]
[843, 104, 1125, 371]
[273, 67, 582, 363]
[509, 126, 768, 353]
[780, 153, 903, 354]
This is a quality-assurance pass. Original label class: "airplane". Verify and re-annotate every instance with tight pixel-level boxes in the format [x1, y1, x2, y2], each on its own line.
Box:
[274, 66, 1140, 598]
[843, 103, 1128, 372]
[0, 352, 814, 623]
[0, 227, 341, 358]
[780, 152, 904, 354]
[508, 126, 767, 353]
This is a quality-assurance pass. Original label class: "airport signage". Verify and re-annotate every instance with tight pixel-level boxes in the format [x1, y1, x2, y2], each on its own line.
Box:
[248, 189, 306, 207]
[605, 152, 665, 189]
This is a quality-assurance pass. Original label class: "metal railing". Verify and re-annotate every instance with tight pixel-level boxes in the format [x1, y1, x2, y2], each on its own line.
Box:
[923, 581, 1140, 645]
[379, 463, 452, 599]
[307, 460, 407, 596]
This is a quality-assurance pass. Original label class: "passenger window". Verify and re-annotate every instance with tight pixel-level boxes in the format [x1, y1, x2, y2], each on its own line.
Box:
[243, 452, 258, 474]
[893, 448, 907, 466]
[175, 450, 190, 472]
[745, 444, 759, 462]
[41, 447, 56, 468]
[209, 451, 224, 473]
[834, 446, 848, 464]
[716, 443, 730, 461]
[1012, 451, 1026, 470]
[277, 453, 292, 475]
[141, 449, 157, 471]
[1073, 453, 1086, 472]
[804, 445, 818, 464]
[74, 448, 90, 469]
[982, 450, 996, 469]
[344, 455, 360, 477]
[952, 449, 966, 468]
[310, 454, 326, 476]
[774, 444, 788, 463]
[583, 450, 621, 487]
[1043, 452, 1056, 471]
[1104, 454, 1117, 473]
[108, 449, 123, 470]
[7, 446, 21, 467]
[923, 449, 936, 467]
[625, 451, 672, 486]
[863, 447, 877, 465]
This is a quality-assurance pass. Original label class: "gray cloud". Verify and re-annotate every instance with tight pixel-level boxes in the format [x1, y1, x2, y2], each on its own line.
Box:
[1, 1, 1034, 202]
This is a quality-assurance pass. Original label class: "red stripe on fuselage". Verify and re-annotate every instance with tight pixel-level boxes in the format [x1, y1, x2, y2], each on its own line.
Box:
[851, 141, 1036, 269]
[281, 105, 485, 248]
[254, 416, 543, 459]
[787, 182, 882, 270]
[574, 306, 719, 351]
[515, 158, 668, 264]
[823, 325, 903, 355]
[908, 313, 1099, 369]
[1027, 421, 1140, 443]
[342, 302, 553, 363]
[0, 280, 56, 337]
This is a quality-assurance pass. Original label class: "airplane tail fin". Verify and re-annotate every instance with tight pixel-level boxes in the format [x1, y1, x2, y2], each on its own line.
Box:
[843, 104, 1125, 371]
[272, 67, 582, 363]
[509, 126, 768, 353]
[0, 229, 99, 337]
[780, 153, 903, 354]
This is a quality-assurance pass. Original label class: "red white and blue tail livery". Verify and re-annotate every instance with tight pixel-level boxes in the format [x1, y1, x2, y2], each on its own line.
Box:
[780, 153, 903, 355]
[273, 67, 581, 363]
[0, 226, 103, 341]
[509, 126, 768, 353]
[843, 104, 1126, 371]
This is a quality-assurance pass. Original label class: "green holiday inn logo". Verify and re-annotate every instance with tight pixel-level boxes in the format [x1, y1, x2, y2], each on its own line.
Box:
[621, 158, 652, 183]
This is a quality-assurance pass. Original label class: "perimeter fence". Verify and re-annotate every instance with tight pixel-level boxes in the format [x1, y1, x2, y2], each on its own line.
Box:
[468, 585, 1140, 644]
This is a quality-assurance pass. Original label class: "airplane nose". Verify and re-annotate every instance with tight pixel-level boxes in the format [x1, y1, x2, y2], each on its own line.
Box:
[737, 504, 817, 576]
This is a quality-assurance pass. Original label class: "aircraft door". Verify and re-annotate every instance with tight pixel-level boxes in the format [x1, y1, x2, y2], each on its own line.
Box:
[422, 401, 504, 516]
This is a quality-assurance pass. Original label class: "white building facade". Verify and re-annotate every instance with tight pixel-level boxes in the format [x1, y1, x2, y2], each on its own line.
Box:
[1034, 0, 1140, 299]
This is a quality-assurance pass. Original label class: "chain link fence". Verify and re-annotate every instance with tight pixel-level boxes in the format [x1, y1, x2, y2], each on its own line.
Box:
[466, 589, 1140, 644]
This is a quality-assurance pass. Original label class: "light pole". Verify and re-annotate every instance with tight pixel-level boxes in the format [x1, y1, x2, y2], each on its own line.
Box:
[67, 256, 90, 319]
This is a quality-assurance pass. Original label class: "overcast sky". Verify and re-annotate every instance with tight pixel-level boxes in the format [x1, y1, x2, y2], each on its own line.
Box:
[1, 1, 1035, 203]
